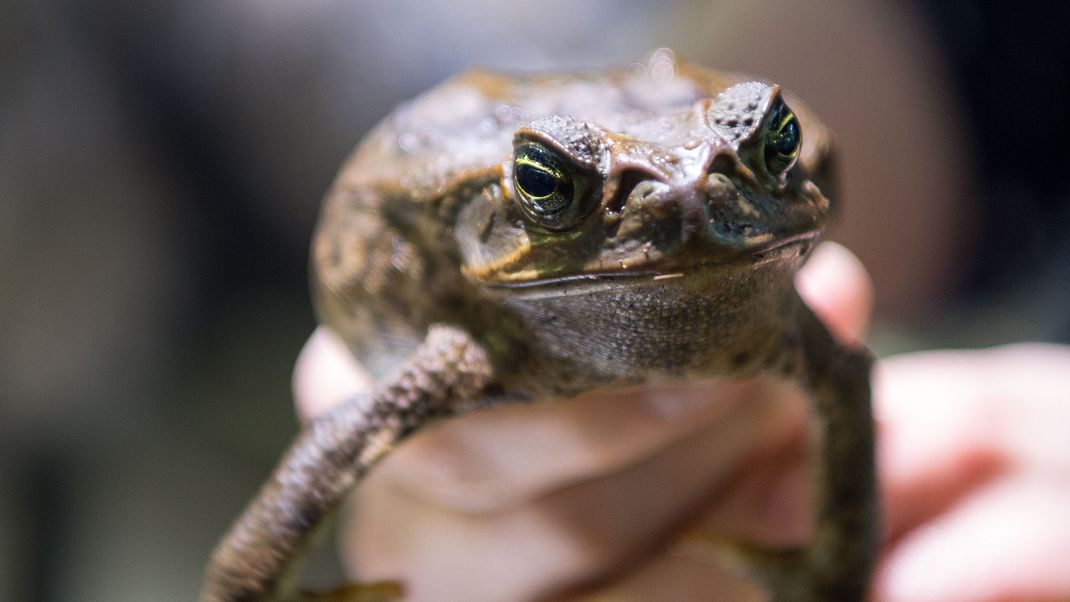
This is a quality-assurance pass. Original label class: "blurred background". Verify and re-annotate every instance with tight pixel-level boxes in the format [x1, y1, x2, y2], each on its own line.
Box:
[2, 0, 1068, 599]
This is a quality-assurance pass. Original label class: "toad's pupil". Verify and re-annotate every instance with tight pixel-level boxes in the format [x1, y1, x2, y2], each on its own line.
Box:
[770, 118, 799, 154]
[517, 164, 557, 198]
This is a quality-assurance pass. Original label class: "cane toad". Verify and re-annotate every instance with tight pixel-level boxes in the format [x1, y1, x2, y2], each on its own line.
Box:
[203, 51, 876, 601]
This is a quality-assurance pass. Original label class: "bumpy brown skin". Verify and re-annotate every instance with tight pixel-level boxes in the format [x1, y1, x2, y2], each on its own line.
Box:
[203, 56, 875, 601]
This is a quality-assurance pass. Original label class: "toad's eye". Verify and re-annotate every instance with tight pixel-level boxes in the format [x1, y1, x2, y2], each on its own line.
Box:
[513, 142, 588, 229]
[516, 163, 558, 200]
[763, 100, 801, 176]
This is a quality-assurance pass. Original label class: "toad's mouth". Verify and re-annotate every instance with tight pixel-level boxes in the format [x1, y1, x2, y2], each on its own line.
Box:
[483, 234, 815, 299]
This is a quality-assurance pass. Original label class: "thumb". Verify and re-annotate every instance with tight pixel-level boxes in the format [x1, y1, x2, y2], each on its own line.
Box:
[795, 241, 873, 344]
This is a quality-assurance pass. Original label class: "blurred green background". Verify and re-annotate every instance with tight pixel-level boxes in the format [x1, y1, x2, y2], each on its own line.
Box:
[2, 1, 1068, 599]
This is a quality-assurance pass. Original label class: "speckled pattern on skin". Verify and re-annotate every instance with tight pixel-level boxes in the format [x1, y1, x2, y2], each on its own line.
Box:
[203, 52, 875, 602]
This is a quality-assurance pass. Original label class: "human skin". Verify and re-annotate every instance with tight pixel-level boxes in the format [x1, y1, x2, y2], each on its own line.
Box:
[293, 242, 1070, 601]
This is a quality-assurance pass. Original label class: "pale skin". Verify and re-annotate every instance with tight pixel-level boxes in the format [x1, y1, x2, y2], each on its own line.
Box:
[294, 242, 1070, 601]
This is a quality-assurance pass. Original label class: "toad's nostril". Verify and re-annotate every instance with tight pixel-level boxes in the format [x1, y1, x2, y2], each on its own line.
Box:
[705, 153, 738, 178]
[608, 169, 658, 214]
[632, 181, 662, 201]
[704, 172, 739, 213]
[704, 173, 760, 240]
[625, 181, 675, 219]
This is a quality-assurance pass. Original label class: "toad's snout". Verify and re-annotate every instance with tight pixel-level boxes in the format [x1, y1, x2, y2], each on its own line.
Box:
[613, 149, 760, 253]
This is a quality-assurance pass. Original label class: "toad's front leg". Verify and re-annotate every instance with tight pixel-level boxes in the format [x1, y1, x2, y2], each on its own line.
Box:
[201, 324, 494, 602]
[793, 297, 878, 601]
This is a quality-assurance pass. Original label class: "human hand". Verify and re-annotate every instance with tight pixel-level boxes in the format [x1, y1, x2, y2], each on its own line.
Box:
[294, 242, 1070, 601]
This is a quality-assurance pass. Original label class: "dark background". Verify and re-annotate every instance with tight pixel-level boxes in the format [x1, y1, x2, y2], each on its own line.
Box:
[2, 1, 1067, 599]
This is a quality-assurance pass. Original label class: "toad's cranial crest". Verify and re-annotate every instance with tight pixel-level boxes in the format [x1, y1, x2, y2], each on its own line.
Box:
[203, 51, 875, 602]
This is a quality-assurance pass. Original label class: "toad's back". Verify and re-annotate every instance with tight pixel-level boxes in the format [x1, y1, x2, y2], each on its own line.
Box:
[337, 63, 745, 193]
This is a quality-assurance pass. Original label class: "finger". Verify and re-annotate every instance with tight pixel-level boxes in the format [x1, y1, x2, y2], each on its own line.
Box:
[292, 326, 373, 423]
[343, 379, 810, 600]
[874, 351, 1006, 540]
[690, 413, 813, 547]
[358, 379, 804, 513]
[795, 241, 874, 343]
[875, 345, 1070, 539]
[873, 477, 1070, 602]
